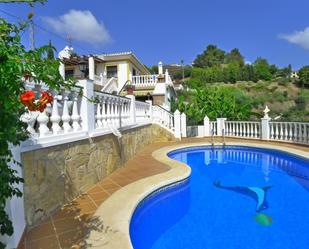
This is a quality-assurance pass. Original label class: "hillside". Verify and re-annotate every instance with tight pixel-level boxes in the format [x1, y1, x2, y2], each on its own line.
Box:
[178, 80, 309, 122]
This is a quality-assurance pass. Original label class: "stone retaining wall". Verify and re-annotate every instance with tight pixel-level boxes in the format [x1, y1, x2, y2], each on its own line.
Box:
[21, 124, 175, 226]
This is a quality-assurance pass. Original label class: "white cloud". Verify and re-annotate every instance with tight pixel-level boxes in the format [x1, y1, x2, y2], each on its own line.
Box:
[280, 27, 309, 50]
[43, 10, 111, 45]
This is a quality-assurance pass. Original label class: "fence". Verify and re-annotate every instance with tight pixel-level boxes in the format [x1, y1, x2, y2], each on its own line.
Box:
[20, 79, 175, 150]
[180, 115, 309, 145]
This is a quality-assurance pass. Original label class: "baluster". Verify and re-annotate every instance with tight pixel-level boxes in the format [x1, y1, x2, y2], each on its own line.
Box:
[284, 123, 288, 140]
[101, 97, 107, 128]
[270, 123, 274, 139]
[96, 100, 103, 128]
[240, 123, 243, 137]
[279, 123, 284, 140]
[71, 94, 81, 131]
[50, 93, 62, 134]
[275, 123, 279, 140]
[254, 123, 258, 138]
[62, 93, 72, 133]
[289, 123, 293, 141]
[37, 109, 51, 137]
[106, 98, 111, 124]
[115, 100, 119, 127]
[297, 123, 302, 142]
[111, 99, 116, 126]
[301, 123, 305, 143]
[305, 124, 308, 144]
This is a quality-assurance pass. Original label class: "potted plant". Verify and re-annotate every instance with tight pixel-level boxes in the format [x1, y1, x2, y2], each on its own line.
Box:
[125, 84, 135, 95]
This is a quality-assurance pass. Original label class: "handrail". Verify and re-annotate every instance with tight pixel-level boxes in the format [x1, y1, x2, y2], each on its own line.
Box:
[153, 104, 173, 115]
[117, 79, 132, 95]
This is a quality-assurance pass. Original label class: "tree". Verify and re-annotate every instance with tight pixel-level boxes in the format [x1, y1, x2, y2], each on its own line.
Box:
[253, 57, 272, 81]
[225, 48, 244, 67]
[193, 44, 225, 68]
[0, 18, 74, 248]
[47, 40, 54, 59]
[223, 63, 240, 83]
[298, 65, 309, 87]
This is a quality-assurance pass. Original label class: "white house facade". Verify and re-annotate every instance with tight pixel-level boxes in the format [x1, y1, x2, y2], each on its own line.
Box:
[58, 46, 176, 111]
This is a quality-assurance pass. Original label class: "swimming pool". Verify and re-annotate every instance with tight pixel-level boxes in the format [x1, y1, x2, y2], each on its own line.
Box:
[130, 146, 309, 249]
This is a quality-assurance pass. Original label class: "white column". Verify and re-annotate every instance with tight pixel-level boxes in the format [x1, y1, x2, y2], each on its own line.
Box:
[37, 110, 51, 137]
[88, 56, 95, 81]
[126, 95, 136, 124]
[158, 61, 163, 75]
[146, 100, 153, 122]
[261, 118, 270, 140]
[59, 62, 65, 79]
[216, 118, 226, 136]
[204, 115, 210, 136]
[165, 69, 169, 83]
[174, 110, 181, 140]
[78, 79, 95, 133]
[50, 93, 62, 134]
[181, 112, 187, 138]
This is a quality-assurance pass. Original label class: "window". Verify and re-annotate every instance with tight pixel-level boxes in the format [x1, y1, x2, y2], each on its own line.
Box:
[65, 69, 74, 78]
[132, 68, 137, 76]
[106, 66, 118, 78]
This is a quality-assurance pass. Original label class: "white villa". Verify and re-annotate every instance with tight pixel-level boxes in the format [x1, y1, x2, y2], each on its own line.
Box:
[58, 46, 176, 111]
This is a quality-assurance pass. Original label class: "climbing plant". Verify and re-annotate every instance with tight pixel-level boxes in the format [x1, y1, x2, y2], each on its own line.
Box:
[0, 17, 74, 248]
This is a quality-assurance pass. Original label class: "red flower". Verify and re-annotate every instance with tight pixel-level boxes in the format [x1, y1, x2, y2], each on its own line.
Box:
[20, 90, 35, 105]
[39, 91, 53, 106]
[20, 90, 53, 112]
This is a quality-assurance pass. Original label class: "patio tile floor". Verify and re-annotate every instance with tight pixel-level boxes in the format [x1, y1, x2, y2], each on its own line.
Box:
[17, 138, 309, 249]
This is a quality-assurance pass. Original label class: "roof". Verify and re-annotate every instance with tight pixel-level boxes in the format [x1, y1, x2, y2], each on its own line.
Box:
[63, 55, 104, 65]
[97, 51, 150, 75]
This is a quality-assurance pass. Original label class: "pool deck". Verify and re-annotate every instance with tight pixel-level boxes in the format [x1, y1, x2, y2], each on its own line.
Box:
[17, 138, 309, 249]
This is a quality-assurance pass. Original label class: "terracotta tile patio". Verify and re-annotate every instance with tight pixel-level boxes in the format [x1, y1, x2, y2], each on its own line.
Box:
[17, 138, 309, 249]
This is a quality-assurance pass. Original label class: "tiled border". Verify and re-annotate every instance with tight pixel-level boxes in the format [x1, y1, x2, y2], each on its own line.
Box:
[86, 141, 309, 249]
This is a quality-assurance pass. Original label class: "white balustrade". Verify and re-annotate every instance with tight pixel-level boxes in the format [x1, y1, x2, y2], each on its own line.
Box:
[210, 121, 217, 136]
[225, 121, 260, 139]
[132, 75, 158, 88]
[152, 105, 175, 132]
[93, 91, 132, 131]
[135, 100, 150, 123]
[21, 80, 83, 140]
[269, 122, 309, 144]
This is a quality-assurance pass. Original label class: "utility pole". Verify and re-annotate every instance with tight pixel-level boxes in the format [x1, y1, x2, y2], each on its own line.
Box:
[181, 59, 184, 82]
[29, 8, 35, 50]
[67, 34, 73, 48]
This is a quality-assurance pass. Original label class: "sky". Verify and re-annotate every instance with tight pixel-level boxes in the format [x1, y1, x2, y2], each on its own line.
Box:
[1, 0, 309, 69]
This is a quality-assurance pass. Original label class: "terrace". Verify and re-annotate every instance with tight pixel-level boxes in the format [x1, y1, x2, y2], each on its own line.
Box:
[8, 77, 309, 248]
[16, 138, 309, 249]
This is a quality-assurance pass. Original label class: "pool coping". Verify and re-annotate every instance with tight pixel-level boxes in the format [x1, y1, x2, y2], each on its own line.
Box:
[85, 141, 309, 249]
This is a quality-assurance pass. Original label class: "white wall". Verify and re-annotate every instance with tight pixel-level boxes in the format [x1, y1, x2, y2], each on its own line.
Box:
[117, 61, 129, 91]
[0, 146, 25, 249]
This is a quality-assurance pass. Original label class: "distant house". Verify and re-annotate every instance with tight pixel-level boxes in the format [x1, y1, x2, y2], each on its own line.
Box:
[58, 46, 176, 111]
[290, 71, 299, 79]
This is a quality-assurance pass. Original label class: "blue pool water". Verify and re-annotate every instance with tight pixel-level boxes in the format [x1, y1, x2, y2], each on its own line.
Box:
[130, 146, 309, 249]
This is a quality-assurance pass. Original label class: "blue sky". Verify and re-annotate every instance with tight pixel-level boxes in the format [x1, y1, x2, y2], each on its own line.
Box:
[1, 0, 309, 69]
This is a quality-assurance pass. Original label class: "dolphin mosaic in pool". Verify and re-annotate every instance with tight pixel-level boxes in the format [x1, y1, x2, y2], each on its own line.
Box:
[213, 181, 272, 213]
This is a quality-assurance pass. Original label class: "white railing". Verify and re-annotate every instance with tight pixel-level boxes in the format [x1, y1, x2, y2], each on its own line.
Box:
[132, 75, 158, 88]
[225, 121, 260, 139]
[93, 74, 107, 86]
[135, 100, 151, 123]
[20, 79, 177, 149]
[152, 105, 174, 133]
[202, 117, 309, 145]
[269, 122, 309, 144]
[94, 91, 131, 130]
[21, 80, 84, 142]
[210, 121, 217, 135]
